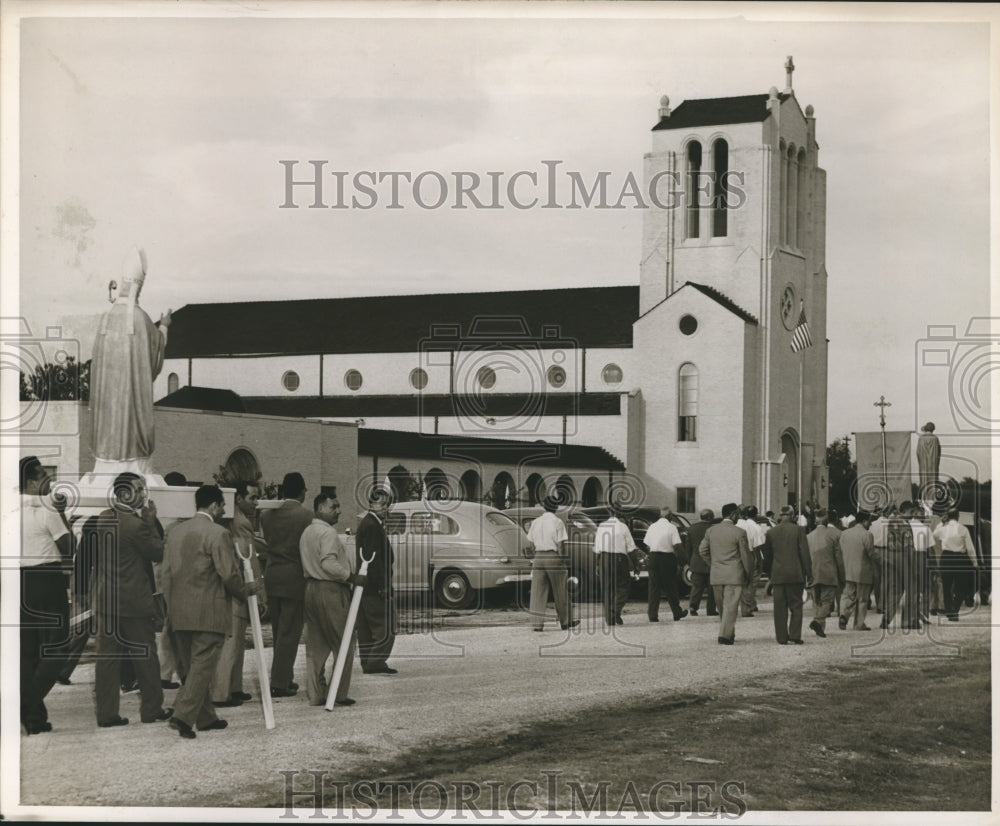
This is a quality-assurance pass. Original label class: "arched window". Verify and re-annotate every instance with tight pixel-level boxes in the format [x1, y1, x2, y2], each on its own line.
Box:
[424, 467, 450, 501]
[552, 474, 576, 507]
[796, 147, 808, 249]
[525, 473, 546, 506]
[785, 144, 798, 248]
[460, 469, 482, 502]
[491, 471, 516, 509]
[779, 139, 788, 245]
[167, 372, 179, 394]
[685, 140, 702, 239]
[678, 363, 698, 442]
[711, 138, 728, 238]
[582, 476, 603, 508]
[224, 448, 260, 485]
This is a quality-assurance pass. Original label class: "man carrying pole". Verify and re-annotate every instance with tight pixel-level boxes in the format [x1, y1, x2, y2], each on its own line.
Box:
[300, 493, 362, 708]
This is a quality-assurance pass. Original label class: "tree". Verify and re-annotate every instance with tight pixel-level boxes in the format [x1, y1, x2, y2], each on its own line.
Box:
[19, 357, 90, 401]
[826, 437, 857, 515]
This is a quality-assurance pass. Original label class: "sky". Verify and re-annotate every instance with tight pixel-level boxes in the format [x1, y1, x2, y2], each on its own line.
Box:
[4, 1, 996, 483]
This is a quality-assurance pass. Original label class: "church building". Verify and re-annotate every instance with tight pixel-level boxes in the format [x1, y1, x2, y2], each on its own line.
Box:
[154, 58, 829, 517]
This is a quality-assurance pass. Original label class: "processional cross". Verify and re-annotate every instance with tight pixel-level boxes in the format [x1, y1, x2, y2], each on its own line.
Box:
[874, 395, 891, 429]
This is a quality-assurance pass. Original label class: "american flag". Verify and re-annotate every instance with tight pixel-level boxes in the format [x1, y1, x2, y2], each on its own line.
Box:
[790, 303, 813, 353]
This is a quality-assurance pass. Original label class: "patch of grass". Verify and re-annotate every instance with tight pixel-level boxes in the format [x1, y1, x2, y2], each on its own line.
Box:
[275, 642, 990, 814]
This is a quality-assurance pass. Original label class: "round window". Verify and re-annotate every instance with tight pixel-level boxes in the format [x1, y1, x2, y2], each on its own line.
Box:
[282, 371, 300, 392]
[602, 363, 623, 385]
[679, 314, 698, 335]
[409, 368, 428, 390]
[477, 366, 497, 389]
[344, 369, 363, 391]
[547, 365, 567, 388]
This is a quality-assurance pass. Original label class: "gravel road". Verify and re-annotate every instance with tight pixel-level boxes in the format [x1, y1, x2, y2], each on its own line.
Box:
[15, 598, 990, 812]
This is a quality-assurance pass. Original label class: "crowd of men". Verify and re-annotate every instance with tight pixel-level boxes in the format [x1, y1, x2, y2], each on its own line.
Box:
[19, 452, 983, 738]
[18, 458, 396, 739]
[584, 499, 981, 647]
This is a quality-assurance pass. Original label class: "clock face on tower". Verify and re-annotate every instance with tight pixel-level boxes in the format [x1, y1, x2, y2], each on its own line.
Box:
[780, 285, 797, 331]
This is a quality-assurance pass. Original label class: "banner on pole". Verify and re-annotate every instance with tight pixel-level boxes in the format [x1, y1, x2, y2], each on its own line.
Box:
[854, 431, 912, 511]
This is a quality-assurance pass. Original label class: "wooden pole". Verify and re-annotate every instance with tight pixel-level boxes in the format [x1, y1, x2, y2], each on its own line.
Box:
[325, 554, 370, 711]
[237, 541, 274, 730]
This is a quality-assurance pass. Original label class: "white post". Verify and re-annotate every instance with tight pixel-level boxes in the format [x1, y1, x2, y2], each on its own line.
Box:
[237, 541, 274, 730]
[325, 557, 370, 711]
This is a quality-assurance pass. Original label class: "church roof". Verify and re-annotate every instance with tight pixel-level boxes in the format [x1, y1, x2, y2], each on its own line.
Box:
[358, 428, 625, 471]
[683, 282, 758, 325]
[652, 93, 790, 131]
[164, 286, 639, 358]
[154, 385, 247, 413]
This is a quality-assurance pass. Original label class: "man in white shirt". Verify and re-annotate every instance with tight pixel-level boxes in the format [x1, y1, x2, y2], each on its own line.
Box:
[19, 456, 72, 735]
[737, 506, 768, 617]
[300, 493, 361, 706]
[644, 506, 688, 623]
[932, 510, 979, 622]
[525, 498, 578, 632]
[594, 507, 638, 626]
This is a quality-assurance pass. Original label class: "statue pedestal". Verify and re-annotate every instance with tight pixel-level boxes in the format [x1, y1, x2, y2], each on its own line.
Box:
[71, 472, 235, 527]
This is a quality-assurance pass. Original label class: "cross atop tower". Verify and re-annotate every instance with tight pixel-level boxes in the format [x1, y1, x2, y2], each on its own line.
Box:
[784, 55, 795, 93]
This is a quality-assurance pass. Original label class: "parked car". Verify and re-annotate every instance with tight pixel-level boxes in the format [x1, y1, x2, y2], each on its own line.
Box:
[341, 500, 533, 610]
[507, 506, 601, 601]
[579, 506, 693, 595]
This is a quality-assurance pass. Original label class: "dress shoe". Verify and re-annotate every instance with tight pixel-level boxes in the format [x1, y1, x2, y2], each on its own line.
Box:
[948, 616, 959, 622]
[838, 616, 848, 631]
[232, 691, 252, 702]
[809, 620, 826, 638]
[365, 666, 398, 675]
[334, 698, 356, 707]
[98, 716, 129, 728]
[648, 618, 659, 623]
[197, 719, 229, 731]
[531, 628, 544, 632]
[707, 610, 720, 616]
[741, 612, 754, 618]
[717, 636, 734, 645]
[213, 698, 243, 707]
[777, 640, 789, 645]
[615, 616, 624, 626]
[858, 624, 872, 631]
[561, 620, 580, 630]
[289, 681, 299, 691]
[169, 718, 196, 739]
[142, 708, 173, 723]
[24, 721, 53, 735]
[788, 638, 804, 645]
[161, 680, 181, 690]
[674, 609, 689, 621]
[56, 677, 72, 686]
[270, 686, 298, 698]
[689, 609, 699, 616]
[879, 617, 890, 629]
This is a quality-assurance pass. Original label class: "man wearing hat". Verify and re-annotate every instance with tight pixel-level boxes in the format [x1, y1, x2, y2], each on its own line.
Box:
[355, 488, 399, 674]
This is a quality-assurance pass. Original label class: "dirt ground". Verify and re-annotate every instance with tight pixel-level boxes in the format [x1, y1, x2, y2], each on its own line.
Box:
[11, 594, 993, 819]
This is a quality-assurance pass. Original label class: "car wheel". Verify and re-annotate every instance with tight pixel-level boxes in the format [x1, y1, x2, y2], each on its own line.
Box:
[435, 570, 476, 610]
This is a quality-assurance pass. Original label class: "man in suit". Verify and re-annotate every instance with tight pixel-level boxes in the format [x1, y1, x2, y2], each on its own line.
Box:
[838, 511, 878, 631]
[807, 509, 845, 638]
[763, 505, 811, 645]
[260, 472, 313, 696]
[698, 502, 753, 645]
[92, 472, 172, 727]
[161, 485, 260, 739]
[685, 509, 717, 617]
[355, 488, 398, 674]
[210, 480, 267, 707]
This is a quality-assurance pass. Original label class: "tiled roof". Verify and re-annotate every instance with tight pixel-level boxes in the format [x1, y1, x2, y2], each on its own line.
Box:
[154, 385, 246, 413]
[683, 282, 758, 325]
[358, 428, 625, 471]
[652, 93, 789, 131]
[164, 286, 639, 358]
